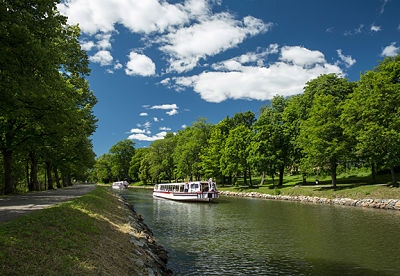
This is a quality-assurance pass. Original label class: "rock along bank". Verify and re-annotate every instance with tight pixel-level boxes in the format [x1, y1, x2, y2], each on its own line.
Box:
[116, 194, 173, 275]
[219, 191, 400, 211]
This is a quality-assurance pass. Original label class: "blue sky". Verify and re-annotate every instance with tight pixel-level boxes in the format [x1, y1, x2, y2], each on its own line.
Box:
[58, 0, 400, 156]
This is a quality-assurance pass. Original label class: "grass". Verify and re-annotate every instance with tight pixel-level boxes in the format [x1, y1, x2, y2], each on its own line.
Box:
[0, 187, 137, 275]
[219, 169, 400, 200]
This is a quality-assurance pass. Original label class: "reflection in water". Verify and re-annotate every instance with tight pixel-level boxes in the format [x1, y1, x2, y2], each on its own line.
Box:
[122, 190, 400, 275]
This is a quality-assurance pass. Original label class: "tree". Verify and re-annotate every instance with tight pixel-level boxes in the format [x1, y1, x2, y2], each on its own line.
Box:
[200, 126, 225, 183]
[342, 55, 400, 186]
[299, 74, 355, 187]
[129, 148, 149, 182]
[221, 125, 253, 186]
[109, 140, 136, 182]
[249, 96, 291, 187]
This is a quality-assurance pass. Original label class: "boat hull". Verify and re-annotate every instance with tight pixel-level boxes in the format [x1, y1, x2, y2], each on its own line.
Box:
[153, 191, 218, 202]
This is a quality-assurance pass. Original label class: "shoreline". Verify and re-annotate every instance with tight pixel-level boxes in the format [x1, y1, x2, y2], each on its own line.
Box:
[116, 192, 172, 275]
[219, 190, 400, 211]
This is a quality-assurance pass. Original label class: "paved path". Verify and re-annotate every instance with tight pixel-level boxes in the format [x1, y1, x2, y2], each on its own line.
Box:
[0, 184, 96, 223]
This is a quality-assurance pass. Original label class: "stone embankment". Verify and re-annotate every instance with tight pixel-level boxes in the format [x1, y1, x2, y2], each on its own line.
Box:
[219, 191, 400, 211]
[118, 195, 172, 275]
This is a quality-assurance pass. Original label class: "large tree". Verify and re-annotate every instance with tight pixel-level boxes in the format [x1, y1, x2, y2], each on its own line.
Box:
[342, 55, 400, 186]
[299, 74, 355, 187]
[109, 140, 136, 182]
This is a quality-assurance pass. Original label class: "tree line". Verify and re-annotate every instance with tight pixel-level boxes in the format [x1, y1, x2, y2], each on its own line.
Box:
[93, 54, 400, 188]
[0, 1, 97, 194]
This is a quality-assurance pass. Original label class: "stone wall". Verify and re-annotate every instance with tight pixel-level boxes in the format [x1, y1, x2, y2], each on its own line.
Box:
[219, 191, 400, 211]
[118, 195, 173, 275]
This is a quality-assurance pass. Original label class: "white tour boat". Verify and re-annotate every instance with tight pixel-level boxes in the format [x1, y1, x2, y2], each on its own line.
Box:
[112, 181, 129, 190]
[153, 179, 218, 202]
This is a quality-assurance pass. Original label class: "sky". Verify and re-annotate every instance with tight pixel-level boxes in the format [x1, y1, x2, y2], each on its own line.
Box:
[58, 0, 400, 156]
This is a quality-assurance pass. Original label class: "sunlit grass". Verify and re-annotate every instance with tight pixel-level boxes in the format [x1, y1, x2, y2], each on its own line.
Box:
[0, 187, 137, 275]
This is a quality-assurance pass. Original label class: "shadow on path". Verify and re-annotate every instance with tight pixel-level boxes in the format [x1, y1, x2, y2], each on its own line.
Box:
[0, 184, 96, 223]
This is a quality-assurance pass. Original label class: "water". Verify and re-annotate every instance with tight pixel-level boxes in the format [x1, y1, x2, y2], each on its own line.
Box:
[122, 189, 400, 275]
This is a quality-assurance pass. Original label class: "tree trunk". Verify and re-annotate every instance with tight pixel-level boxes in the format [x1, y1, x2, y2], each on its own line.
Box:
[44, 166, 47, 190]
[278, 165, 284, 187]
[46, 161, 54, 190]
[243, 169, 247, 185]
[66, 173, 72, 186]
[61, 171, 67, 187]
[390, 167, 398, 187]
[248, 167, 252, 187]
[2, 149, 14, 194]
[260, 171, 265, 186]
[331, 162, 337, 187]
[29, 152, 40, 191]
[371, 161, 376, 184]
[302, 173, 307, 185]
[26, 159, 31, 191]
[271, 174, 275, 188]
[54, 167, 61, 188]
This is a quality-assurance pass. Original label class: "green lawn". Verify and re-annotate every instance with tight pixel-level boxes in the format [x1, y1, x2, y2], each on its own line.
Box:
[0, 187, 136, 275]
[219, 170, 400, 200]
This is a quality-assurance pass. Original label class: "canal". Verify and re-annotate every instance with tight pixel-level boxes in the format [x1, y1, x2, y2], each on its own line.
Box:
[122, 189, 400, 275]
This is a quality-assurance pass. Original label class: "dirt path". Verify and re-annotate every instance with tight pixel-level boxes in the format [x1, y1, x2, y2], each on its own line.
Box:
[0, 184, 96, 223]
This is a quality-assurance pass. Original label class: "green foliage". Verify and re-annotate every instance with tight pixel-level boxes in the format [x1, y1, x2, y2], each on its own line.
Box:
[109, 139, 135, 181]
[0, 0, 97, 194]
[299, 74, 355, 186]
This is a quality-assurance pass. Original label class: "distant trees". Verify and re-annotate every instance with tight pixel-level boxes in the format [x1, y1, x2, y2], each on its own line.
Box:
[91, 55, 400, 188]
[0, 0, 97, 194]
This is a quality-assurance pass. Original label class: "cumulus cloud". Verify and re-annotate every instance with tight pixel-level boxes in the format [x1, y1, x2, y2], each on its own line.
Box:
[89, 50, 113, 66]
[150, 104, 179, 116]
[381, 42, 400, 57]
[153, 117, 159, 122]
[370, 24, 382, 32]
[129, 128, 146, 134]
[337, 49, 356, 68]
[159, 13, 271, 72]
[114, 62, 123, 70]
[169, 45, 342, 103]
[58, 0, 197, 35]
[125, 52, 156, 76]
[128, 131, 167, 141]
[181, 124, 187, 128]
[280, 46, 326, 67]
[81, 40, 95, 51]
[139, 112, 148, 116]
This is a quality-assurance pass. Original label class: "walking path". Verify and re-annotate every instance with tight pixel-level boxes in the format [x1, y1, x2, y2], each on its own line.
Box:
[0, 184, 96, 223]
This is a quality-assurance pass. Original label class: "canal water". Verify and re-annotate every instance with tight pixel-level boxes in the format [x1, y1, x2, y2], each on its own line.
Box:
[122, 189, 400, 275]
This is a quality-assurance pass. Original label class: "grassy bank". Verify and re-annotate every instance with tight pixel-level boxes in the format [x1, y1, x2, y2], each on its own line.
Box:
[219, 171, 400, 200]
[0, 187, 136, 275]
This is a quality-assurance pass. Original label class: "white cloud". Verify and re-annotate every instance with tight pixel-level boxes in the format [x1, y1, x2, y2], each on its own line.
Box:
[129, 128, 146, 133]
[212, 44, 279, 71]
[114, 62, 123, 70]
[139, 112, 148, 116]
[150, 104, 178, 110]
[166, 109, 178, 116]
[106, 69, 114, 74]
[381, 42, 400, 57]
[153, 117, 159, 122]
[89, 50, 113, 66]
[181, 124, 187, 129]
[380, 0, 389, 15]
[58, 0, 196, 35]
[159, 127, 171, 131]
[159, 13, 271, 72]
[337, 49, 356, 68]
[280, 46, 326, 66]
[170, 45, 343, 103]
[125, 52, 156, 77]
[370, 24, 382, 32]
[128, 131, 167, 141]
[96, 33, 112, 49]
[81, 40, 95, 51]
[150, 104, 179, 116]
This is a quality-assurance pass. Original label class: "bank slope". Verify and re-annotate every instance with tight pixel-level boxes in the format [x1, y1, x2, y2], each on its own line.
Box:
[0, 187, 168, 275]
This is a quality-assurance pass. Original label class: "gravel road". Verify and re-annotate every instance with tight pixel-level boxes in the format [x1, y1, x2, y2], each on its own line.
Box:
[0, 184, 96, 223]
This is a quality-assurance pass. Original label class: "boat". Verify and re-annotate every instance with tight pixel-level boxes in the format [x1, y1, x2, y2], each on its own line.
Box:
[153, 178, 218, 202]
[112, 181, 129, 190]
